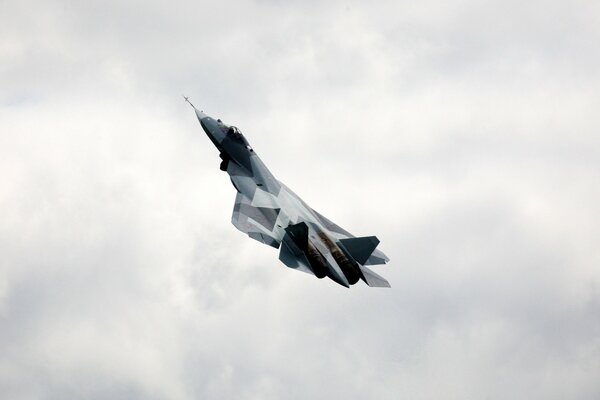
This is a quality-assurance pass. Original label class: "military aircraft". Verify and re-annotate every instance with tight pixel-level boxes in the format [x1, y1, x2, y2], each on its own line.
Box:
[187, 98, 390, 288]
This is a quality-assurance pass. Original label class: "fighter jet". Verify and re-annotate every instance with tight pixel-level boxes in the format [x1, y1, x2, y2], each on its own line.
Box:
[188, 100, 390, 288]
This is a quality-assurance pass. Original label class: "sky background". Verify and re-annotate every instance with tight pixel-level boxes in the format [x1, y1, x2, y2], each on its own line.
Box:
[1, 0, 600, 399]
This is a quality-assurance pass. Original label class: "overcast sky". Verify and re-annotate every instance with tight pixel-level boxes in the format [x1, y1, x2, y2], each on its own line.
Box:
[1, 0, 600, 399]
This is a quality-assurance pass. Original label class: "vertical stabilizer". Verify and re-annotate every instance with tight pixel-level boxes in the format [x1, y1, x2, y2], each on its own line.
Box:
[338, 236, 380, 265]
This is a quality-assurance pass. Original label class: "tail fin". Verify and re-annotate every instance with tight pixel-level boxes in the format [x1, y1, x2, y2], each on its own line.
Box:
[284, 222, 309, 250]
[338, 236, 380, 264]
[359, 265, 391, 288]
[339, 236, 391, 287]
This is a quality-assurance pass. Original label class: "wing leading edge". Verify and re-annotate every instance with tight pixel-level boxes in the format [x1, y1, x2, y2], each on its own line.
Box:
[231, 192, 280, 248]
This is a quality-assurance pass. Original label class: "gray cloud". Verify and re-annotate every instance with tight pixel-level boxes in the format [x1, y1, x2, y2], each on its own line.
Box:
[1, 0, 600, 399]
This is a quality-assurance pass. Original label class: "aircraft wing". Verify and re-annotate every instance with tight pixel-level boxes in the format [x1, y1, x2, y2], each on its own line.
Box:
[311, 208, 353, 238]
[231, 192, 281, 249]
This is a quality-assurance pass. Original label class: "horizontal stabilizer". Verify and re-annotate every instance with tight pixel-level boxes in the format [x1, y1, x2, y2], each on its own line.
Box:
[339, 236, 380, 265]
[359, 265, 391, 288]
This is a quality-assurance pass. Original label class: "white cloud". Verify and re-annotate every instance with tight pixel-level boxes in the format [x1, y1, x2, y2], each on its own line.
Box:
[1, 0, 599, 399]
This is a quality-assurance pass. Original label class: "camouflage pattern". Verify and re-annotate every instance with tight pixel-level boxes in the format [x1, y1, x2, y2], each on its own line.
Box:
[189, 102, 390, 288]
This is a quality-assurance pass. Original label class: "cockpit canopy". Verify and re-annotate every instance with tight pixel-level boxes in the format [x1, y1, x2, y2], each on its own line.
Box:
[228, 126, 242, 136]
[222, 125, 250, 148]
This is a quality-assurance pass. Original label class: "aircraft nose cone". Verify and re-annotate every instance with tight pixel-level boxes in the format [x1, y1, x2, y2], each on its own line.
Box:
[195, 108, 209, 120]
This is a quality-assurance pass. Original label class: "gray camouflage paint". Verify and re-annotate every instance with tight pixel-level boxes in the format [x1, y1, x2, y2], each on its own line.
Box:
[190, 102, 390, 288]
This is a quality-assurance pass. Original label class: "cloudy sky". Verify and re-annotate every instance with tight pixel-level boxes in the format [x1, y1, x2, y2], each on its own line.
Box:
[2, 0, 600, 398]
